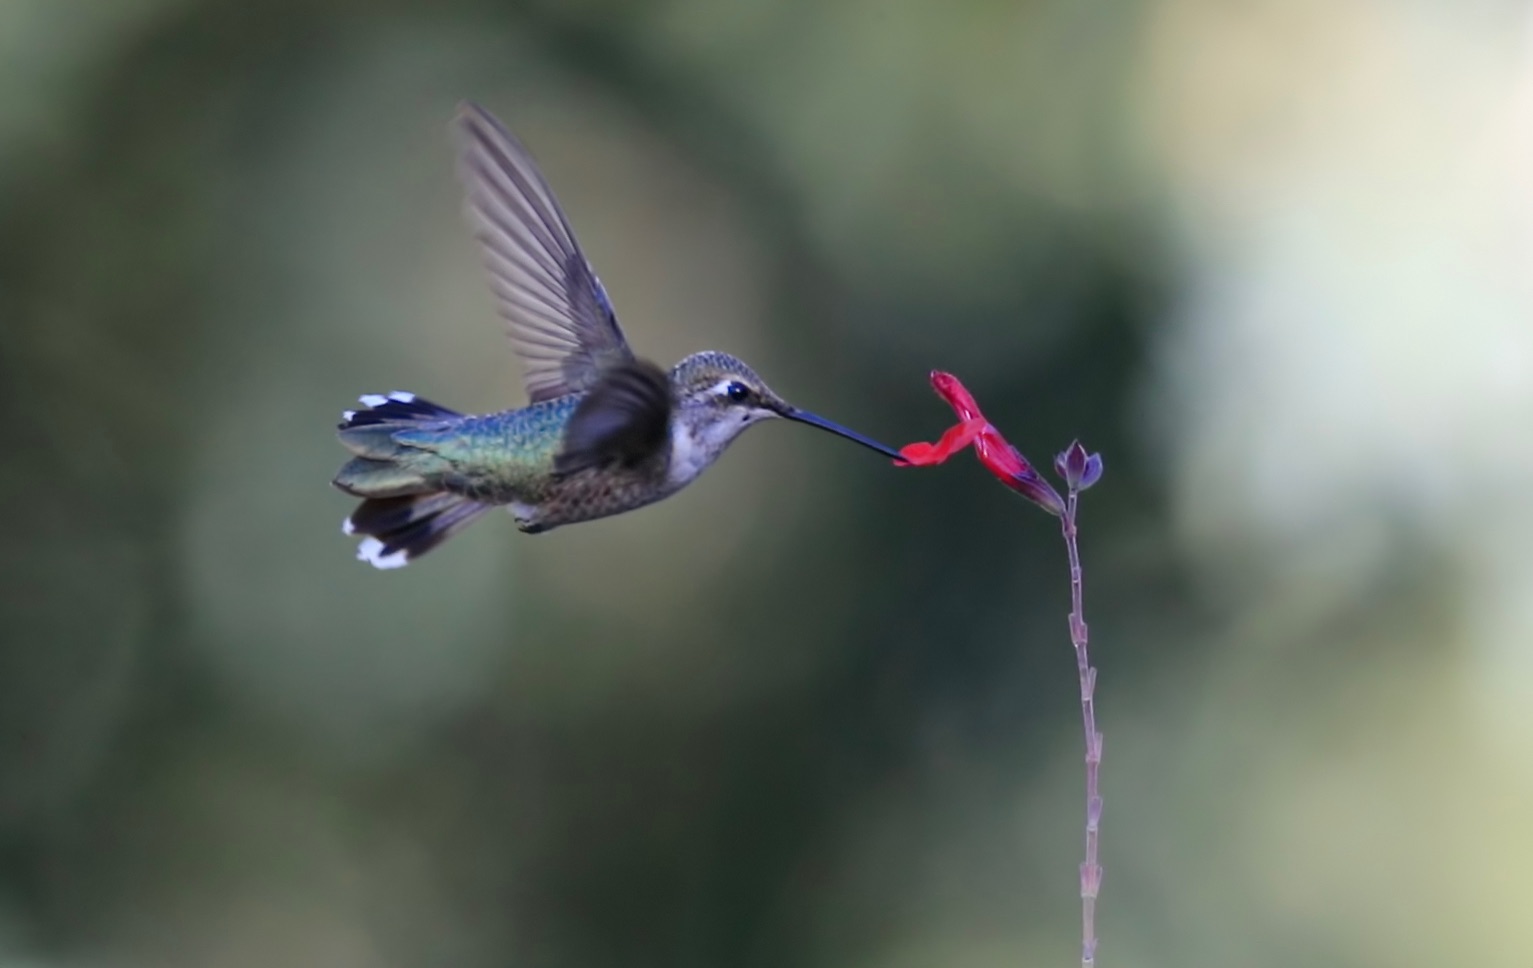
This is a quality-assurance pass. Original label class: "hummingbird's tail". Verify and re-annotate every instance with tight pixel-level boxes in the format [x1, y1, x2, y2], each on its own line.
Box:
[343, 491, 490, 569]
[333, 391, 490, 569]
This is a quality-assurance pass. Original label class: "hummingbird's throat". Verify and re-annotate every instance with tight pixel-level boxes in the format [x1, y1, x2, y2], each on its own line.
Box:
[666, 411, 765, 486]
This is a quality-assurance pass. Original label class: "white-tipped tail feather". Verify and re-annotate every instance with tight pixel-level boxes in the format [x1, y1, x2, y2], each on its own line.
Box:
[356, 537, 409, 570]
[357, 391, 416, 408]
[339, 491, 491, 569]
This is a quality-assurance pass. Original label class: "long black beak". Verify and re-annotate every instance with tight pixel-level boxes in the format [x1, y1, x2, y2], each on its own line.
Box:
[781, 407, 905, 460]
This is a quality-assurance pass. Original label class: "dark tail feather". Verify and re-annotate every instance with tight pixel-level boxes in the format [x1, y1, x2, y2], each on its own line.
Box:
[339, 391, 459, 429]
[343, 491, 491, 569]
[334, 390, 485, 568]
[337, 391, 460, 462]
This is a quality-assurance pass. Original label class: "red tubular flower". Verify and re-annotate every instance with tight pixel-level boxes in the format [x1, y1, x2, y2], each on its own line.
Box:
[896, 371, 1067, 516]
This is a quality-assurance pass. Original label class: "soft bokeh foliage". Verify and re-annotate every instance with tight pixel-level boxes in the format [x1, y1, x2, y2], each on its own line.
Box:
[3, 1, 1531, 966]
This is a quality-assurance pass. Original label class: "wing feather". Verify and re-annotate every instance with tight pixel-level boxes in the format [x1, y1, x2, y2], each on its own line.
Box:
[456, 102, 634, 402]
[554, 360, 673, 476]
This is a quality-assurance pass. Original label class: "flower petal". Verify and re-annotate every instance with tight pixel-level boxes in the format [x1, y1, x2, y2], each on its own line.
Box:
[897, 442, 945, 465]
[1080, 452, 1104, 490]
[975, 426, 1031, 480]
[895, 418, 986, 466]
[929, 371, 985, 423]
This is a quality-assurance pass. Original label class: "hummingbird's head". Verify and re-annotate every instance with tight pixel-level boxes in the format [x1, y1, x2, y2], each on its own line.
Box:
[665, 351, 903, 483]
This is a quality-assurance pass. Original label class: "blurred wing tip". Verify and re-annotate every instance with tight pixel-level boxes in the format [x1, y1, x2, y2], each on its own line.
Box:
[455, 102, 522, 151]
[455, 100, 493, 130]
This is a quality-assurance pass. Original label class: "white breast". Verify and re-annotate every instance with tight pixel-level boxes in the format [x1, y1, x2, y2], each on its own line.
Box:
[666, 416, 756, 488]
[666, 424, 712, 488]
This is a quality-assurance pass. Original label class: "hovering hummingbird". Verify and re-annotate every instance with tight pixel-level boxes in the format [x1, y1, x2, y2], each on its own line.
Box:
[333, 103, 902, 568]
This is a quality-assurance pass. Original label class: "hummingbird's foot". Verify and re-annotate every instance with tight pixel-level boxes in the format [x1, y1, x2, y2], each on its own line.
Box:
[507, 502, 546, 534]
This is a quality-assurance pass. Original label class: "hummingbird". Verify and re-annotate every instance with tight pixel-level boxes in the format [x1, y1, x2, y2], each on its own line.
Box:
[333, 102, 903, 569]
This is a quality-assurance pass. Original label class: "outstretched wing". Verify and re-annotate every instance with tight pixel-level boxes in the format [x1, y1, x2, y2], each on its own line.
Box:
[456, 102, 634, 403]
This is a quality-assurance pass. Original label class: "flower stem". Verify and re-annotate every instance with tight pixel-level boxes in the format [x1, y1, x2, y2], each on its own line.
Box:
[1061, 489, 1101, 967]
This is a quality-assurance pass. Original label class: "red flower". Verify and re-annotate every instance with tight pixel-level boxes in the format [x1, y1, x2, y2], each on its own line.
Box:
[896, 371, 1067, 516]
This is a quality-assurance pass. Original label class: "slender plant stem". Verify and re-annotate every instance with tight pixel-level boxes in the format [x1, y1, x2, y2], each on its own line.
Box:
[1061, 489, 1101, 967]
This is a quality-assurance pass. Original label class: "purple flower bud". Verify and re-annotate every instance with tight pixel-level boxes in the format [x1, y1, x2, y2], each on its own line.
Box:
[1054, 441, 1085, 481]
[1055, 440, 1103, 493]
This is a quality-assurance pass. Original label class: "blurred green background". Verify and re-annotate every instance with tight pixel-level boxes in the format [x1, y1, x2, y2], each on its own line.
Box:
[4, 1, 1533, 965]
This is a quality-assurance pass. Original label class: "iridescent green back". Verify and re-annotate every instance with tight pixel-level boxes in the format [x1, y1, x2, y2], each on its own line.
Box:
[392, 395, 581, 501]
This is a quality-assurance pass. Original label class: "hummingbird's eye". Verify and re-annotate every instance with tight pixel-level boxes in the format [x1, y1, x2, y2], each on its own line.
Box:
[725, 381, 750, 403]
